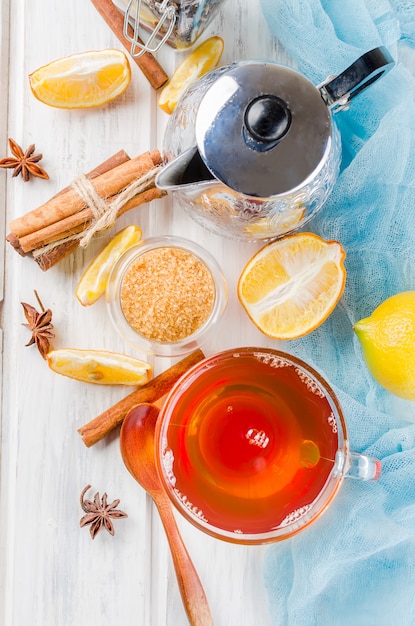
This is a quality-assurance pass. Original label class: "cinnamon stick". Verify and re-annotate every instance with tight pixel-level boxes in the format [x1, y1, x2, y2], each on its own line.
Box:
[6, 149, 131, 257]
[16, 150, 164, 253]
[90, 0, 168, 90]
[78, 349, 205, 447]
[33, 150, 132, 270]
[6, 232, 25, 256]
[9, 151, 159, 240]
[35, 241, 80, 271]
[74, 149, 131, 185]
[19, 185, 164, 253]
[33, 156, 165, 270]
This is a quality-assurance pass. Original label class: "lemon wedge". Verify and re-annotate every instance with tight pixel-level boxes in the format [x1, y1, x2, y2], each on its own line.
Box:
[29, 49, 131, 109]
[47, 348, 152, 385]
[243, 205, 306, 237]
[158, 36, 224, 114]
[76, 225, 142, 306]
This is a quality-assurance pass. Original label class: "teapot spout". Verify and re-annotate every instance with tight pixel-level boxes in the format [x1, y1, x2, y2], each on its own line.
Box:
[156, 147, 215, 191]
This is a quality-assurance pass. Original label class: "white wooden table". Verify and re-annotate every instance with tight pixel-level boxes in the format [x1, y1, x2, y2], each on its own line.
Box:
[0, 1, 294, 624]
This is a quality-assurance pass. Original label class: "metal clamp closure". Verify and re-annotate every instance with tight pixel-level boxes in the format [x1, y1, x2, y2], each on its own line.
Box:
[123, 0, 176, 58]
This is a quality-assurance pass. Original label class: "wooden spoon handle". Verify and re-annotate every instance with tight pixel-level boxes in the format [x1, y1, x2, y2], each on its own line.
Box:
[154, 493, 214, 626]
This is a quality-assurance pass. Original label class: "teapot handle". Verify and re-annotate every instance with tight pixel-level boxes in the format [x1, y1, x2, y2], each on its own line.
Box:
[318, 46, 395, 113]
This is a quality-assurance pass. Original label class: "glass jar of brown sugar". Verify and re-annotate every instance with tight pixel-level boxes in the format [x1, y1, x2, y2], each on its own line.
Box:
[106, 236, 228, 356]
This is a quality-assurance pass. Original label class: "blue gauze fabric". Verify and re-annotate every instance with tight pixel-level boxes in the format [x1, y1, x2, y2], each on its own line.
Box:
[258, 1, 415, 624]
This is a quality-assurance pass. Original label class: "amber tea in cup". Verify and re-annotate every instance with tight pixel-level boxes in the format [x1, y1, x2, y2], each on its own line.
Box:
[155, 348, 381, 544]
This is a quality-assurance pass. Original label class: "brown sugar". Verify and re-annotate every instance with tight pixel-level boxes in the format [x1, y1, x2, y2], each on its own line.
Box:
[120, 246, 215, 342]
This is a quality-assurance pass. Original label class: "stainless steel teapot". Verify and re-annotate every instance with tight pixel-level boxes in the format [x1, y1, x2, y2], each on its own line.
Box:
[156, 47, 394, 240]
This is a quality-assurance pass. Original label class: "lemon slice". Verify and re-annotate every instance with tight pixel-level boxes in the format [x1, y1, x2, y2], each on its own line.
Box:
[29, 49, 131, 109]
[76, 225, 142, 306]
[354, 291, 415, 399]
[159, 36, 224, 114]
[47, 348, 152, 385]
[244, 206, 306, 237]
[238, 232, 346, 340]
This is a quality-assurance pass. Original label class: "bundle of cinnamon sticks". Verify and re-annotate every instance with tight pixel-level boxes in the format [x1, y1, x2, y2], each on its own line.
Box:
[7, 149, 166, 270]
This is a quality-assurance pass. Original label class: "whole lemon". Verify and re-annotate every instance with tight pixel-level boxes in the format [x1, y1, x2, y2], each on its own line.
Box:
[353, 291, 415, 400]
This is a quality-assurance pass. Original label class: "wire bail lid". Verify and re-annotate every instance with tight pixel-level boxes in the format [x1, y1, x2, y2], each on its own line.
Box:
[123, 0, 176, 57]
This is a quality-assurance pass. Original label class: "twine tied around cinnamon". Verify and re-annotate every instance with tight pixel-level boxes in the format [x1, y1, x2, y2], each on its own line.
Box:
[31, 165, 161, 259]
[73, 165, 161, 246]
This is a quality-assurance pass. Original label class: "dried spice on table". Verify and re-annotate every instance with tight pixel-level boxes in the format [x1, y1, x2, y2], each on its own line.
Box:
[0, 138, 49, 182]
[80, 485, 128, 539]
[21, 290, 55, 359]
[89, 0, 168, 90]
[6, 149, 165, 269]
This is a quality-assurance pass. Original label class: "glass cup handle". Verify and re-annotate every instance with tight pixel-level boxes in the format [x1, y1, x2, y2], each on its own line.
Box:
[334, 450, 381, 481]
[346, 452, 381, 481]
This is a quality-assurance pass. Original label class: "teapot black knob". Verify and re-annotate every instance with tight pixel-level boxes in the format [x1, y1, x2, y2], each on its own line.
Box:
[244, 95, 292, 145]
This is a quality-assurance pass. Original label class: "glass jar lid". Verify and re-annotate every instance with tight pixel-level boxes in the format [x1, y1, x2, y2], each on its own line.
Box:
[194, 61, 333, 198]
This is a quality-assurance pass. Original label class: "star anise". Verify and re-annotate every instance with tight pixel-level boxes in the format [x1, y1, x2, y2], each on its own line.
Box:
[80, 485, 128, 539]
[21, 290, 55, 359]
[0, 138, 49, 182]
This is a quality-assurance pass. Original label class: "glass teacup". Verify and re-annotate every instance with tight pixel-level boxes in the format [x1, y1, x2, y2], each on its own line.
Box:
[154, 347, 381, 544]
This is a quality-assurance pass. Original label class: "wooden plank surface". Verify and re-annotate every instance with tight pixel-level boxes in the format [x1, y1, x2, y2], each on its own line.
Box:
[0, 0, 290, 624]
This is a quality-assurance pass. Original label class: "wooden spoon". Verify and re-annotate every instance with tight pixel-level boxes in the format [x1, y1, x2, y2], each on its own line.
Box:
[120, 402, 214, 626]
